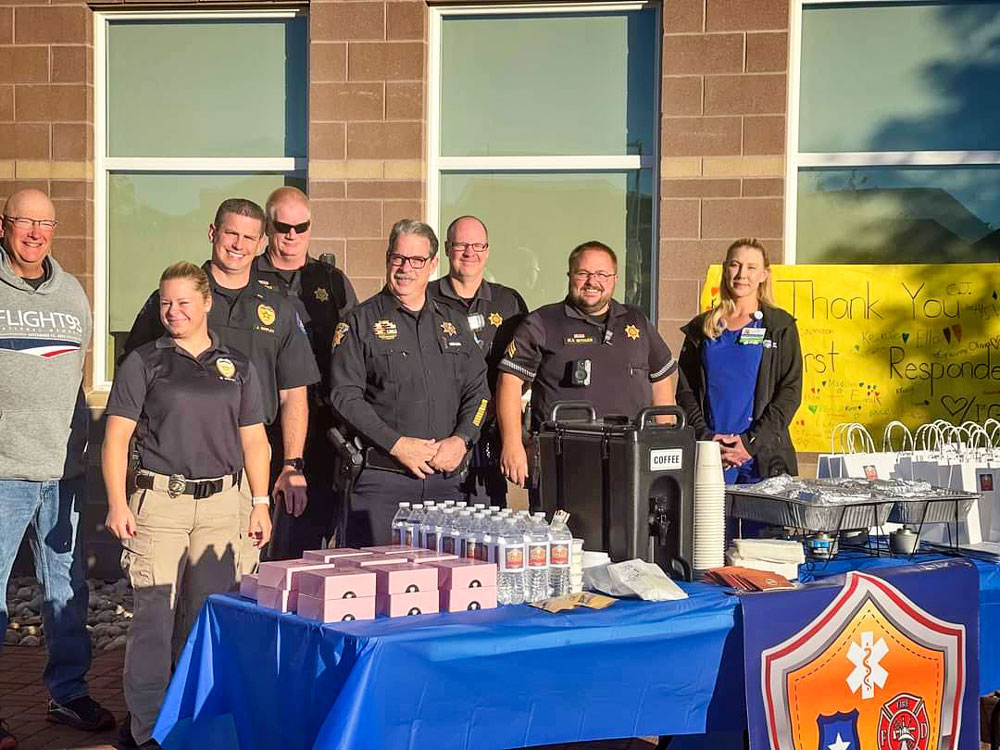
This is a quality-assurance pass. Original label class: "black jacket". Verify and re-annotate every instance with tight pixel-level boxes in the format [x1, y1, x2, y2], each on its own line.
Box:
[675, 304, 803, 477]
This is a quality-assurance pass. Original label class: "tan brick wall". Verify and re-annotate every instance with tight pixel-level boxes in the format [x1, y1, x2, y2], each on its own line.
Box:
[658, 0, 789, 355]
[309, 0, 426, 302]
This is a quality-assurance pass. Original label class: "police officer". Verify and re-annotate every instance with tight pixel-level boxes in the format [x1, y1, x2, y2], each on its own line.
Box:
[254, 187, 357, 557]
[496, 240, 677, 487]
[330, 219, 489, 546]
[104, 261, 272, 749]
[122, 198, 319, 574]
[429, 215, 527, 505]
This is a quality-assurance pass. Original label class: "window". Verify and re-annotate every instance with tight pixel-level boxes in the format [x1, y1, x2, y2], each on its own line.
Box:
[788, 1, 1000, 263]
[428, 4, 659, 314]
[94, 10, 307, 386]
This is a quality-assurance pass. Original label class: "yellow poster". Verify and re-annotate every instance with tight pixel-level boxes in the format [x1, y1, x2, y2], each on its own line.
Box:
[700, 263, 1000, 451]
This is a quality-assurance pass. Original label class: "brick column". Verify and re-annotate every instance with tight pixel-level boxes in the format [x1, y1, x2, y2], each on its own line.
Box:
[657, 0, 789, 353]
[309, 0, 427, 302]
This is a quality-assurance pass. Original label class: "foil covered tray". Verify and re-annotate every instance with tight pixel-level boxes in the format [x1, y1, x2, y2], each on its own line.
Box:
[888, 494, 978, 525]
[726, 490, 892, 532]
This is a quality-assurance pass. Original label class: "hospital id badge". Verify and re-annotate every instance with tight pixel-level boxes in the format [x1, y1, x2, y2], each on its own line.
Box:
[739, 327, 765, 345]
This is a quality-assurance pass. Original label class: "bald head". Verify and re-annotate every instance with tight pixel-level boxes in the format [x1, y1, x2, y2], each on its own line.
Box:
[1, 188, 57, 279]
[264, 186, 312, 271]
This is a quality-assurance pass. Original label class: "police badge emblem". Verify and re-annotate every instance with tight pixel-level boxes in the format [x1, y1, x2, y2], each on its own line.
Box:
[215, 358, 236, 379]
[314, 287, 330, 302]
[625, 324, 640, 341]
[257, 304, 276, 326]
[373, 319, 398, 341]
[333, 322, 349, 348]
[441, 321, 457, 336]
[488, 312, 503, 327]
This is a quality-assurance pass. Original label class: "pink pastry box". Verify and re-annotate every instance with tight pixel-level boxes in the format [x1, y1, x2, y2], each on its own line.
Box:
[302, 548, 373, 563]
[257, 586, 297, 613]
[374, 562, 438, 596]
[336, 555, 409, 570]
[257, 559, 338, 591]
[239, 573, 258, 600]
[440, 586, 497, 612]
[428, 559, 498, 590]
[298, 568, 376, 601]
[404, 549, 458, 563]
[297, 593, 375, 623]
[362, 545, 413, 555]
[376, 590, 439, 618]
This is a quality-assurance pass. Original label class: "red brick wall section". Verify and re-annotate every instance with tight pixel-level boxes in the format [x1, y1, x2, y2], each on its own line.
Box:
[658, 0, 789, 355]
[309, 0, 427, 303]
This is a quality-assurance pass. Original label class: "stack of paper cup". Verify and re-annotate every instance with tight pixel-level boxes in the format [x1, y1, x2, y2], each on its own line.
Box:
[693, 440, 726, 574]
[570, 538, 585, 593]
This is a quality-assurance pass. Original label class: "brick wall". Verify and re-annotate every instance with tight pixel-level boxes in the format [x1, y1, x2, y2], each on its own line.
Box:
[657, 0, 789, 354]
[308, 0, 427, 302]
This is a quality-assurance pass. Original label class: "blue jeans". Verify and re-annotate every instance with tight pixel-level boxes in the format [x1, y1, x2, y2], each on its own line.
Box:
[0, 478, 91, 704]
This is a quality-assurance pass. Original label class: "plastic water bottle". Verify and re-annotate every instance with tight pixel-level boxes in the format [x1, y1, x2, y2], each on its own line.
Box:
[422, 502, 442, 551]
[455, 501, 468, 510]
[488, 505, 502, 515]
[497, 514, 526, 605]
[526, 512, 550, 602]
[434, 508, 454, 553]
[405, 503, 424, 547]
[463, 511, 487, 561]
[486, 509, 510, 563]
[473, 503, 487, 512]
[443, 509, 470, 555]
[548, 511, 573, 597]
[390, 502, 411, 545]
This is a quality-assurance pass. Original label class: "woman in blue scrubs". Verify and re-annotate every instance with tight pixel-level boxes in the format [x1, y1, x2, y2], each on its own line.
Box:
[676, 239, 802, 483]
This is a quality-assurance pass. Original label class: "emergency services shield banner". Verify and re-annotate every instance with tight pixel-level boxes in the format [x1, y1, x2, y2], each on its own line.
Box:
[742, 560, 979, 750]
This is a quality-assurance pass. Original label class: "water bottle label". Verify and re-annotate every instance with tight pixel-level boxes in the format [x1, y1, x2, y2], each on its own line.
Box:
[550, 542, 571, 568]
[426, 532, 438, 551]
[528, 542, 549, 568]
[464, 541, 478, 560]
[500, 544, 525, 571]
[475, 542, 489, 562]
[442, 535, 456, 555]
[405, 527, 415, 546]
[391, 527, 402, 545]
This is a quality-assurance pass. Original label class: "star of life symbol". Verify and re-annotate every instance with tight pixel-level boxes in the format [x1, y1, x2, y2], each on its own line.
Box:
[847, 631, 889, 699]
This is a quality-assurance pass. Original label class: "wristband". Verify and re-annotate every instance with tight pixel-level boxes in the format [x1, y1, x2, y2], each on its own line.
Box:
[251, 495, 270, 506]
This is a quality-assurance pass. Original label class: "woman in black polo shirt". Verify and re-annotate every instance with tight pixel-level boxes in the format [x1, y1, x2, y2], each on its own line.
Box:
[102, 261, 271, 749]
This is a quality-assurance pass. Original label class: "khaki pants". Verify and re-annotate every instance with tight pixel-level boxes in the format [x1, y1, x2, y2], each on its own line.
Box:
[120, 483, 241, 745]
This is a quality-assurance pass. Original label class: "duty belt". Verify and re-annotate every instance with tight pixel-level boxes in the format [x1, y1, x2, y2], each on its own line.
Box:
[362, 446, 471, 480]
[136, 470, 242, 499]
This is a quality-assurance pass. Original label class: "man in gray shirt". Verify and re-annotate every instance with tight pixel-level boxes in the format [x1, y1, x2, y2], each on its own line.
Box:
[0, 189, 115, 747]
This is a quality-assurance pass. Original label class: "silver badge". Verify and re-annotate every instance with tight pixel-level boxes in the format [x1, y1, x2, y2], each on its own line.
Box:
[167, 474, 186, 499]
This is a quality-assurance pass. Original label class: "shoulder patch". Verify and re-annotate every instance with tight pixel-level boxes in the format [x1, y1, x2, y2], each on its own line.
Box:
[333, 322, 349, 349]
[295, 312, 307, 335]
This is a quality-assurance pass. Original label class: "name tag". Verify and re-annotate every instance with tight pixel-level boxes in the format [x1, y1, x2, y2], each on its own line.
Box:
[565, 333, 594, 345]
[649, 448, 683, 471]
[739, 327, 766, 345]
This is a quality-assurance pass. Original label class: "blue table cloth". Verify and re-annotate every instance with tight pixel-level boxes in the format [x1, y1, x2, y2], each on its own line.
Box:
[154, 553, 1000, 750]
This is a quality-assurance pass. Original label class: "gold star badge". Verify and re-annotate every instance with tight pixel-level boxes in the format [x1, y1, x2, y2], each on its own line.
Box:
[257, 304, 276, 326]
[625, 324, 640, 341]
[314, 288, 330, 302]
[441, 321, 458, 336]
[332, 322, 349, 348]
[488, 312, 503, 327]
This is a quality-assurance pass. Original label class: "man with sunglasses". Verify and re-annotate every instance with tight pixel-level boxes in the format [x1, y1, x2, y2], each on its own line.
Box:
[330, 219, 489, 546]
[0, 189, 116, 748]
[429, 215, 528, 506]
[253, 187, 357, 558]
[496, 241, 677, 488]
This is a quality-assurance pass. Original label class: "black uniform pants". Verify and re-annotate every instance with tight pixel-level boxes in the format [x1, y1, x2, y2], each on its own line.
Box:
[460, 467, 508, 507]
[346, 469, 464, 547]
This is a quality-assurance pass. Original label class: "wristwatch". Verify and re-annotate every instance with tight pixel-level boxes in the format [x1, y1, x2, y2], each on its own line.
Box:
[282, 457, 305, 471]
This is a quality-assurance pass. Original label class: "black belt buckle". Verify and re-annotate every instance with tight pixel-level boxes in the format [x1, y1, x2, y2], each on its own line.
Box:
[167, 474, 186, 499]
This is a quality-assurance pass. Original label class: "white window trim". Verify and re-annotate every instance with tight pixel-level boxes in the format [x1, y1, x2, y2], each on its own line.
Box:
[785, 0, 998, 263]
[93, 8, 306, 390]
[426, 2, 661, 317]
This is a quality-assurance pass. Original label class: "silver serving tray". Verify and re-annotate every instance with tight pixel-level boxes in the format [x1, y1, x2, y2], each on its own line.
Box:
[726, 490, 894, 533]
[887, 494, 978, 525]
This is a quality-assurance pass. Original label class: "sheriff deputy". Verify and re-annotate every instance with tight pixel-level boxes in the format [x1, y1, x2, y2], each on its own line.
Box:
[496, 240, 677, 487]
[429, 215, 528, 505]
[329, 219, 490, 546]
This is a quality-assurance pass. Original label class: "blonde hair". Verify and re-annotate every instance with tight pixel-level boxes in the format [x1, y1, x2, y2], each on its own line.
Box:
[702, 238, 775, 339]
[160, 261, 211, 302]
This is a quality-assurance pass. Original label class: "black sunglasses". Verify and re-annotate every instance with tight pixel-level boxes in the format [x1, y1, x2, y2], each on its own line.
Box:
[270, 219, 311, 234]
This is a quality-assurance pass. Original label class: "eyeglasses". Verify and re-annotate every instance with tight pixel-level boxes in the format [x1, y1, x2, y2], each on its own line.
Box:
[449, 242, 489, 253]
[388, 253, 430, 269]
[3, 216, 58, 231]
[571, 270, 616, 283]
[270, 219, 311, 234]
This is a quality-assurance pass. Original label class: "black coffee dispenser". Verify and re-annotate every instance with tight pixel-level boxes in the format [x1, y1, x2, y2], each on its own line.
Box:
[534, 402, 697, 581]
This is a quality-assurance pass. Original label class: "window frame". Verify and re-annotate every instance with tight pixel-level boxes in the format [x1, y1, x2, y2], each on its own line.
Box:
[92, 8, 308, 389]
[426, 1, 661, 317]
[784, 0, 1000, 263]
